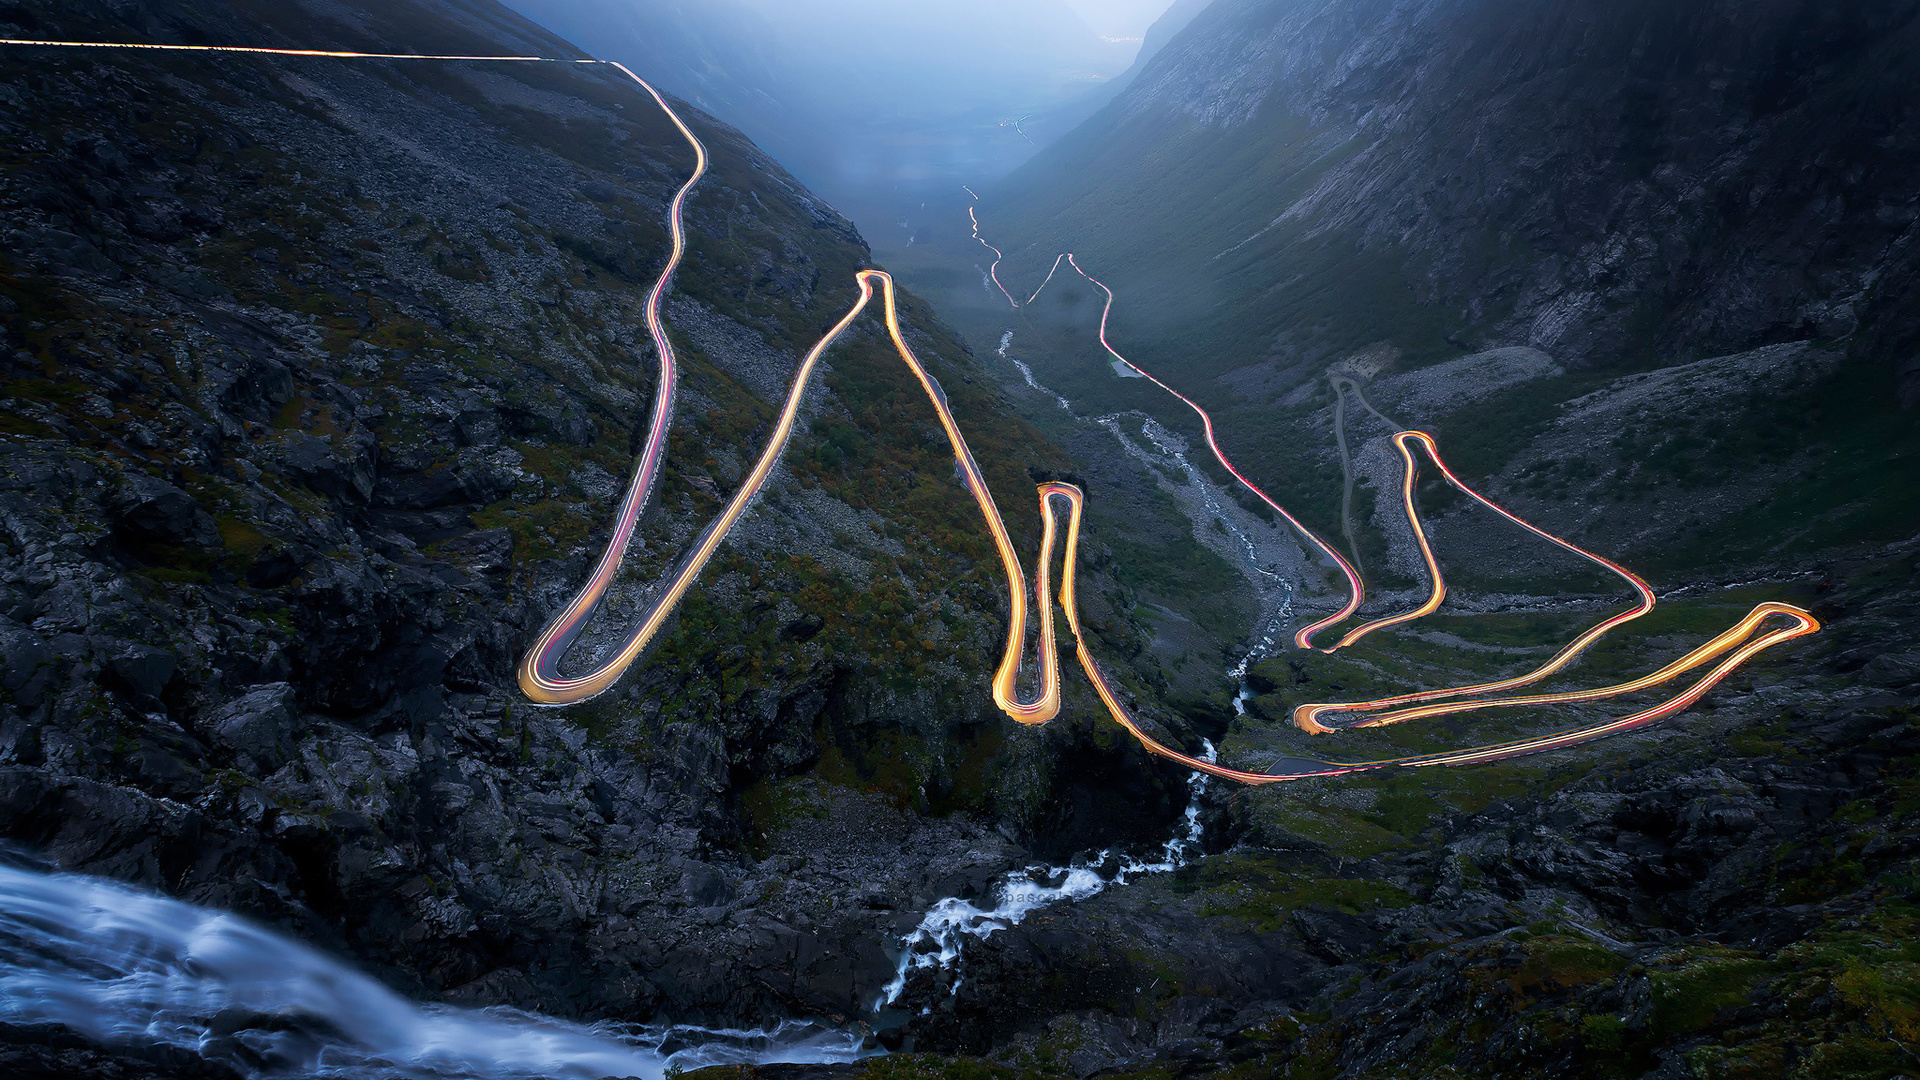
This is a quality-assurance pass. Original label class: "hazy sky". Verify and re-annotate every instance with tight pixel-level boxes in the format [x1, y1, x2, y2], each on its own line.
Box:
[508, 0, 1189, 204]
[1059, 0, 1180, 40]
[723, 0, 1179, 49]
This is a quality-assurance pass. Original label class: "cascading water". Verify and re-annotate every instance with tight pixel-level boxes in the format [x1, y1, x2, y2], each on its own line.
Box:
[0, 860, 868, 1080]
[991, 334, 1298, 713]
[996, 330, 1070, 410]
[876, 742, 1215, 1009]
[866, 320, 1308, 1009]
[1095, 414, 1299, 697]
[1229, 601, 1292, 717]
[1134, 418, 1285, 586]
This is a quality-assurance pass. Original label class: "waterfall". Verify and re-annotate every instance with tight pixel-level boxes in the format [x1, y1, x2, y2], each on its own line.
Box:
[877, 741, 1215, 1009]
[0, 861, 868, 1080]
[996, 330, 1070, 410]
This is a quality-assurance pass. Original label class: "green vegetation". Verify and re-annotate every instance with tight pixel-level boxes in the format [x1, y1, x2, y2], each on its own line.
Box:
[1173, 851, 1414, 931]
[1651, 954, 1775, 1036]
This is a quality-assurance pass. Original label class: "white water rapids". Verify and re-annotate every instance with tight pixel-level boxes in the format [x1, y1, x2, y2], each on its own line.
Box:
[0, 327, 1294, 1075]
[992, 330, 1297, 715]
[876, 741, 1215, 1009]
[0, 860, 867, 1080]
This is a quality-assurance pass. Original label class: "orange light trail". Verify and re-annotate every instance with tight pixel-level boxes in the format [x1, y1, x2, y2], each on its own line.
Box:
[1290, 430, 1655, 732]
[1037, 253, 1368, 648]
[6, 37, 1820, 783]
[1004, 245, 1818, 778]
[0, 36, 709, 706]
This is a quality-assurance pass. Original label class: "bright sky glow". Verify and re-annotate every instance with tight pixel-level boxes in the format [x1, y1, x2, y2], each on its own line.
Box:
[1060, 0, 1180, 39]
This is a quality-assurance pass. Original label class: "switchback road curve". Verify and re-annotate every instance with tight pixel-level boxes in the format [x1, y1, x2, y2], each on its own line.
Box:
[991, 227, 1821, 777]
[4, 37, 1821, 784]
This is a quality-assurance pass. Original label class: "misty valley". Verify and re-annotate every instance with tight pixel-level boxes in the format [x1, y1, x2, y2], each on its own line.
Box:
[1, 2, 1917, 1080]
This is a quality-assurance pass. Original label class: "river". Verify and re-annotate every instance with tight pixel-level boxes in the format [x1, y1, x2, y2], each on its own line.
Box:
[0, 857, 867, 1080]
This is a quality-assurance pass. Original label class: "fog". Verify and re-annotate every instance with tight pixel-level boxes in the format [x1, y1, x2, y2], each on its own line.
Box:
[717, 0, 1142, 116]
[1059, 0, 1186, 39]
[503, 0, 1184, 221]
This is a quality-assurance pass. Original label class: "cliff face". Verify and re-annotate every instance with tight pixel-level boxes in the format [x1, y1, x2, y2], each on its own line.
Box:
[995, 0, 1920, 375]
[0, 0, 1203, 1034]
[815, 2, 1920, 1078]
[971, 0, 1920, 585]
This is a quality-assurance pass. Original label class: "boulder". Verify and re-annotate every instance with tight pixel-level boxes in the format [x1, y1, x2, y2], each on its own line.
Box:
[105, 645, 177, 705]
[203, 683, 301, 774]
[110, 474, 219, 547]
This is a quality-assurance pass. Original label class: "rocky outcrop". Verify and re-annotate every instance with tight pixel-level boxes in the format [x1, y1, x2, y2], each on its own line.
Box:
[864, 541, 1920, 1078]
[994, 0, 1920, 384]
[0, 0, 1196, 1040]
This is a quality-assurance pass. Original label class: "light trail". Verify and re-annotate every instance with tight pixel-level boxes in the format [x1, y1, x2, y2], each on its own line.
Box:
[0, 37, 556, 61]
[0, 38, 714, 707]
[8, 37, 1821, 784]
[529, 266, 1069, 722]
[992, 232, 1820, 777]
[517, 65, 714, 705]
[1026, 254, 1068, 305]
[963, 187, 1020, 309]
[1044, 253, 1368, 647]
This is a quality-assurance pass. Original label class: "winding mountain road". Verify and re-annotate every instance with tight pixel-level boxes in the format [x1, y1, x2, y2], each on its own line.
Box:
[993, 230, 1821, 777]
[4, 36, 1823, 785]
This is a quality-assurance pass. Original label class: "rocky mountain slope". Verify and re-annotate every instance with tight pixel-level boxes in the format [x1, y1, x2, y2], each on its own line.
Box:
[997, 0, 1920, 368]
[971, 0, 1920, 572]
[0, 0, 1225, 1054]
[746, 1, 1920, 1078]
[6, 1, 1920, 1079]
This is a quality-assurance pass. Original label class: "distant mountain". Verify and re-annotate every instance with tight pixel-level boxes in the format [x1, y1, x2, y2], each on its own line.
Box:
[499, 0, 1134, 208]
[992, 0, 1920, 379]
[1017, 0, 1216, 144]
[970, 0, 1920, 570]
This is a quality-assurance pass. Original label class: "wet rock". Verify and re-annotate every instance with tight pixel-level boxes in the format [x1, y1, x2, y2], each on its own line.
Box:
[0, 1023, 245, 1080]
[109, 474, 218, 547]
[104, 645, 178, 706]
[203, 683, 301, 773]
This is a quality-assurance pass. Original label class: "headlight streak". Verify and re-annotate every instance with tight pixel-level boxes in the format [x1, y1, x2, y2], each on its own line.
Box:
[4, 36, 1821, 785]
[1003, 247, 1820, 780]
[0, 37, 710, 707]
[963, 186, 1020, 309]
[0, 34, 1059, 722]
[1041, 253, 1369, 649]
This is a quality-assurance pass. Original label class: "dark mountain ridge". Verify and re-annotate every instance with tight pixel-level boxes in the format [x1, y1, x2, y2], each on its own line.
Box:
[4, 1, 1920, 1079]
[994, 0, 1920, 375]
[0, 0, 1219, 1057]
